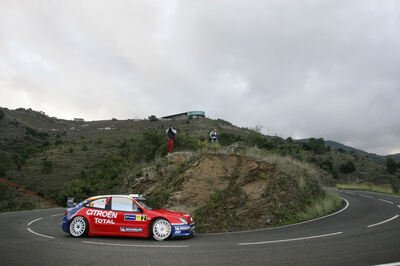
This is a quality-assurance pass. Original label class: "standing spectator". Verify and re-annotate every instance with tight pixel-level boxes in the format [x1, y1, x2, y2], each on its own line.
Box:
[166, 125, 177, 153]
[209, 129, 218, 143]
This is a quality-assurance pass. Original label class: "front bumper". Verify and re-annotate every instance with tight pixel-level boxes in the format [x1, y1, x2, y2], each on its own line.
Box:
[171, 223, 195, 238]
[61, 216, 69, 233]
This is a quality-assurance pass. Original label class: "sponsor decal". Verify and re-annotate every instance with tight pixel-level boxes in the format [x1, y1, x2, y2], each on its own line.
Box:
[124, 214, 147, 221]
[86, 209, 117, 219]
[94, 218, 115, 224]
[120, 227, 143, 233]
[86, 209, 117, 224]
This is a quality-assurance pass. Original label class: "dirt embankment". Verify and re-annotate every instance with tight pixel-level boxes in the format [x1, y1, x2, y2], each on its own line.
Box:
[124, 151, 327, 232]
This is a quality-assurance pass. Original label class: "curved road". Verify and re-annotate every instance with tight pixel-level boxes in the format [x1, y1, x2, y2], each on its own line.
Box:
[1, 189, 400, 265]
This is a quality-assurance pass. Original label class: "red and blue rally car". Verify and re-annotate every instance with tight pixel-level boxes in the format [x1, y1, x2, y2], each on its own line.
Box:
[62, 194, 195, 241]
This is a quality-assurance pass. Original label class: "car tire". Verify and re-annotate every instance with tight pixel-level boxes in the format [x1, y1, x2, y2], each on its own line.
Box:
[69, 216, 88, 237]
[152, 218, 172, 241]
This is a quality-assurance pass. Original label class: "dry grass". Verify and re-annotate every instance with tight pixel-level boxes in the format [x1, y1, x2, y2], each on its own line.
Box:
[336, 183, 399, 195]
[297, 192, 342, 221]
[241, 147, 328, 185]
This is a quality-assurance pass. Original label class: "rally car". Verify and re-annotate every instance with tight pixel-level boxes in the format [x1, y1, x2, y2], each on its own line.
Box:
[61, 194, 195, 241]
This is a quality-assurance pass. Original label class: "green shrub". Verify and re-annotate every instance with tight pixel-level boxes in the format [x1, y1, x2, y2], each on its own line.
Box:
[339, 161, 356, 173]
[319, 159, 333, 172]
[41, 160, 53, 174]
[386, 157, 398, 174]
[218, 133, 238, 146]
[175, 134, 199, 151]
[303, 138, 328, 154]
[25, 127, 37, 136]
[139, 130, 165, 161]
[148, 115, 158, 121]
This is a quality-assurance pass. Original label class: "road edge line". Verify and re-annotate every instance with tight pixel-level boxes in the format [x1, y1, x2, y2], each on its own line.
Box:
[27, 228, 55, 239]
[238, 231, 343, 246]
[82, 240, 189, 248]
[27, 217, 43, 226]
[367, 215, 399, 228]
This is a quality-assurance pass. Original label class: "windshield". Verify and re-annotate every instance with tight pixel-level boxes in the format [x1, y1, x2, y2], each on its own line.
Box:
[136, 199, 153, 210]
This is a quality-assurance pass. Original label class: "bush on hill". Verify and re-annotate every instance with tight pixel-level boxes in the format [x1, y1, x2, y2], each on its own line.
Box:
[386, 157, 398, 174]
[339, 160, 356, 174]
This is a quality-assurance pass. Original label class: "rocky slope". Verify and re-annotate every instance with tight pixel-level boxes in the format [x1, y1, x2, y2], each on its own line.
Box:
[123, 150, 334, 233]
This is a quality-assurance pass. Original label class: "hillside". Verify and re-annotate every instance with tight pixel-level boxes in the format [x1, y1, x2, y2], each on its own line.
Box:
[0, 107, 399, 217]
[0, 107, 257, 208]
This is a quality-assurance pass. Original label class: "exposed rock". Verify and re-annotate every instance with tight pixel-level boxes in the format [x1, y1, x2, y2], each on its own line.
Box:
[127, 152, 327, 233]
[166, 151, 193, 165]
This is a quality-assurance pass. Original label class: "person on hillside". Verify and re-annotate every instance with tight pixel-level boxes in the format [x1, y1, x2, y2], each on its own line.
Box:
[209, 129, 218, 143]
[166, 125, 177, 153]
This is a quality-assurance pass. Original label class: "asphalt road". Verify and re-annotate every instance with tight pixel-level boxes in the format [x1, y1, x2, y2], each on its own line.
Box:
[1, 189, 399, 266]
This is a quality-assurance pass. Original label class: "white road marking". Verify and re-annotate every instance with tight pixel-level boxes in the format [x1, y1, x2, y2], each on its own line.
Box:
[359, 194, 373, 199]
[27, 228, 55, 239]
[203, 197, 349, 236]
[27, 217, 56, 239]
[379, 199, 394, 205]
[398, 205, 400, 209]
[82, 241, 189, 248]
[27, 217, 43, 226]
[50, 213, 64, 217]
[238, 232, 343, 246]
[373, 262, 400, 266]
[367, 215, 399, 228]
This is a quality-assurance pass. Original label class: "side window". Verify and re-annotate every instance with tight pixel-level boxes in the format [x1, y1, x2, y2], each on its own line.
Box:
[111, 197, 139, 212]
[87, 198, 107, 209]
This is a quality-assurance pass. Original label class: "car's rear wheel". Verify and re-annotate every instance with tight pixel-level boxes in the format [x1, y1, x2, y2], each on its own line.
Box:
[69, 216, 88, 237]
[152, 218, 171, 241]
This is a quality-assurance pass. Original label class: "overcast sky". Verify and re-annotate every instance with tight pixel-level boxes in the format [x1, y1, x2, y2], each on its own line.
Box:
[0, 1, 399, 155]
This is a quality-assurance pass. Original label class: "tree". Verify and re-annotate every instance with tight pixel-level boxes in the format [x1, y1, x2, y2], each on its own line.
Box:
[136, 130, 164, 161]
[339, 161, 356, 174]
[319, 159, 333, 172]
[386, 157, 398, 174]
[148, 115, 158, 121]
[0, 109, 4, 119]
[307, 138, 328, 154]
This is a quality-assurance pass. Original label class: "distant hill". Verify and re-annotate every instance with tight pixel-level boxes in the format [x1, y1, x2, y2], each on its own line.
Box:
[297, 138, 379, 156]
[323, 140, 385, 163]
[297, 139, 399, 163]
[388, 153, 400, 162]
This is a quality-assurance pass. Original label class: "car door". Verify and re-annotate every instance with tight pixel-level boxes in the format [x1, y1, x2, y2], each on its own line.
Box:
[84, 197, 114, 234]
[110, 196, 148, 237]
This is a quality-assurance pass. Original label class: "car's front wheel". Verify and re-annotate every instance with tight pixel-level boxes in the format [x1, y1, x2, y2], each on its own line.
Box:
[152, 218, 171, 241]
[69, 216, 88, 237]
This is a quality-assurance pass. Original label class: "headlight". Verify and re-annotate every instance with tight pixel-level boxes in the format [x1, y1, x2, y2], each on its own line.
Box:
[179, 218, 188, 224]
